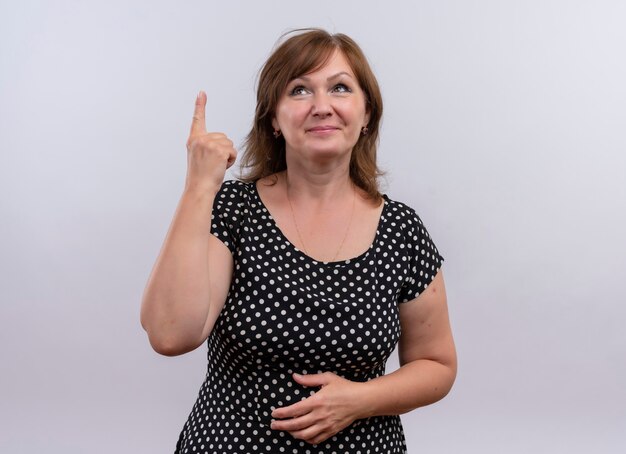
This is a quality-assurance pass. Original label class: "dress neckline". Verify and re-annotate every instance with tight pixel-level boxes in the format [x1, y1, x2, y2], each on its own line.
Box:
[251, 180, 388, 267]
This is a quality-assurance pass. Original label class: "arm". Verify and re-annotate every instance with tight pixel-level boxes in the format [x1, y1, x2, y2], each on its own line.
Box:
[140, 91, 237, 356]
[140, 191, 233, 356]
[271, 269, 456, 444]
[359, 268, 457, 415]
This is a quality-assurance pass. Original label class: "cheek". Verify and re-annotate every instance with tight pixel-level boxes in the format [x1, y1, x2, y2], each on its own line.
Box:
[341, 100, 367, 123]
[275, 102, 308, 126]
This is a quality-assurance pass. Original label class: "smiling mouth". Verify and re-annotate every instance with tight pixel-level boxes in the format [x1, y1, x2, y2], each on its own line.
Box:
[307, 126, 339, 133]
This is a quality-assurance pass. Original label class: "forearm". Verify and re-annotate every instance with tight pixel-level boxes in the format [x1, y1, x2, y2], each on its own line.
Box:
[270, 359, 456, 444]
[358, 358, 457, 419]
[140, 187, 218, 354]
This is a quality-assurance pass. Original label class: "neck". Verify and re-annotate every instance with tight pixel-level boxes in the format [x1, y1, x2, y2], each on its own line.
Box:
[283, 159, 353, 204]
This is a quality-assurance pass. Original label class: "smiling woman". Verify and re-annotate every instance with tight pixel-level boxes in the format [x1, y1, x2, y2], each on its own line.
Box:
[240, 29, 384, 201]
[140, 28, 456, 454]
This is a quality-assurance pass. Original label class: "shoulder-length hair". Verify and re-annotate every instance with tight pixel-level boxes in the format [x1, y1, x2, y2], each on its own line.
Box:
[239, 28, 384, 202]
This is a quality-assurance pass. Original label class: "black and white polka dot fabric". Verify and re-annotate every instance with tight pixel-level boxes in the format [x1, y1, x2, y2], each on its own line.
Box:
[174, 180, 443, 454]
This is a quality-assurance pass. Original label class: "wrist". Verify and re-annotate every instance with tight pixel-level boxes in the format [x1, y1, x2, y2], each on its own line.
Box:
[183, 182, 221, 198]
[354, 381, 377, 420]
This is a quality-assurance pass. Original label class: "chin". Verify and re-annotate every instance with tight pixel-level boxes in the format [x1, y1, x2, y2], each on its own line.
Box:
[305, 146, 352, 161]
[306, 140, 357, 155]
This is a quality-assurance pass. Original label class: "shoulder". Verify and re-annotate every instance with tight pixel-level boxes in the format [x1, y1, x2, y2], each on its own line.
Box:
[211, 180, 257, 242]
[217, 179, 254, 194]
[215, 179, 255, 203]
[382, 195, 442, 256]
[212, 180, 257, 221]
[382, 195, 426, 232]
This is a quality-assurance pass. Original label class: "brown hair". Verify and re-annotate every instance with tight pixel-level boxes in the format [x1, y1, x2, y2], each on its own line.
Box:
[239, 28, 384, 202]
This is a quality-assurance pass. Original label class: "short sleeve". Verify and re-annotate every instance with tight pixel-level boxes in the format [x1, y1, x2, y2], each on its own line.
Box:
[398, 210, 444, 304]
[210, 180, 246, 256]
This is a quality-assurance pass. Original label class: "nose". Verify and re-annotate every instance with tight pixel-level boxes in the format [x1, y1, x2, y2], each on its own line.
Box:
[311, 93, 333, 118]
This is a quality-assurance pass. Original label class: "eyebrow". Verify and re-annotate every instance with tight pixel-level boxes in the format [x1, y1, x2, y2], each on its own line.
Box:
[295, 71, 354, 82]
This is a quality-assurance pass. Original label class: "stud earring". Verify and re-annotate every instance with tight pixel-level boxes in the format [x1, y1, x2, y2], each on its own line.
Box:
[361, 126, 369, 135]
[273, 129, 282, 138]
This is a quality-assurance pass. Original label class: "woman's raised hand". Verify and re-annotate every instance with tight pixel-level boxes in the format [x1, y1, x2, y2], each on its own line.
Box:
[185, 91, 237, 194]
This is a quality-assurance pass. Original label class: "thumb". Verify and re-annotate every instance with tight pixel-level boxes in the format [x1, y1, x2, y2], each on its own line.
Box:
[293, 372, 333, 387]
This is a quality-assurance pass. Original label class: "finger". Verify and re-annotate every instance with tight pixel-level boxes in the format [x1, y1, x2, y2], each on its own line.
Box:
[304, 430, 334, 446]
[272, 398, 312, 419]
[190, 90, 207, 136]
[289, 426, 326, 443]
[291, 427, 319, 441]
[225, 147, 237, 169]
[292, 372, 333, 388]
[271, 412, 315, 432]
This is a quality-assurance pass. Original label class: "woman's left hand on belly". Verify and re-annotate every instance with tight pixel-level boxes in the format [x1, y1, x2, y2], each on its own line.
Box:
[270, 372, 368, 445]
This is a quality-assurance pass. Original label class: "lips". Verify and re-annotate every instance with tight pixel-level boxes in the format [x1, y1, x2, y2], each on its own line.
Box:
[306, 125, 339, 132]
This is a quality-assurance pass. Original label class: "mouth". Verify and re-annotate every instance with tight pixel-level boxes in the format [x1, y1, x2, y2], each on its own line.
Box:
[306, 126, 340, 133]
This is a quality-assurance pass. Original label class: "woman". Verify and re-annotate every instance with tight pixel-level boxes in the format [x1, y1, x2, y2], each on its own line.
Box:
[141, 29, 456, 453]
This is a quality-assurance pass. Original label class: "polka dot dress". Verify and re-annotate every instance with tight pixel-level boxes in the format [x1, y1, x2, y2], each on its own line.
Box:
[174, 180, 444, 454]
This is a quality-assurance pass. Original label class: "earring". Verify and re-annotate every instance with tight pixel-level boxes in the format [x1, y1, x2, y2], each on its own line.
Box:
[273, 129, 282, 138]
[361, 126, 369, 135]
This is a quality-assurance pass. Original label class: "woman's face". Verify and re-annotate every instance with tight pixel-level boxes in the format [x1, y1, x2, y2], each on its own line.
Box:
[272, 50, 370, 163]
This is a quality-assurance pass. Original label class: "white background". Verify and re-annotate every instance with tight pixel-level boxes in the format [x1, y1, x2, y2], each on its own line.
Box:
[1, 1, 625, 453]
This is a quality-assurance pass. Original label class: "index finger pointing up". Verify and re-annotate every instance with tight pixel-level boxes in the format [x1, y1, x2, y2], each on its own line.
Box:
[190, 90, 207, 136]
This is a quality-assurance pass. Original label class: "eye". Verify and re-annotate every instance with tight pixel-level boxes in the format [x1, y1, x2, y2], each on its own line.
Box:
[289, 85, 309, 96]
[332, 83, 352, 94]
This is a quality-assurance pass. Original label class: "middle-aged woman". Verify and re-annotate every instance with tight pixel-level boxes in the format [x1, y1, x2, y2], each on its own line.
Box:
[141, 28, 456, 453]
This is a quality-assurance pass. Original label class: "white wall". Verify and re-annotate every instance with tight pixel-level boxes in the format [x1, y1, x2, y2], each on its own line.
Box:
[1, 1, 625, 452]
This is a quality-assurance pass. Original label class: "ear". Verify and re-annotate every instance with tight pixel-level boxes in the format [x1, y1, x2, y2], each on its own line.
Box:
[271, 117, 279, 131]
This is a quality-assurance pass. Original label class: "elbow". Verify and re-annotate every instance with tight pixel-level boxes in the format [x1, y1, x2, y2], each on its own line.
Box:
[439, 365, 457, 399]
[424, 360, 457, 406]
[145, 330, 201, 356]
[140, 299, 203, 356]
[152, 343, 189, 357]
[141, 313, 203, 356]
[436, 355, 458, 401]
